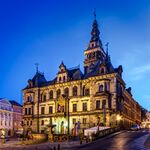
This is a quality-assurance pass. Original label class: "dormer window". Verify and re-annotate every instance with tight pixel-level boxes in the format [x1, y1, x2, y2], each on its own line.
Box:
[63, 76, 66, 82]
[27, 95, 32, 102]
[59, 77, 61, 82]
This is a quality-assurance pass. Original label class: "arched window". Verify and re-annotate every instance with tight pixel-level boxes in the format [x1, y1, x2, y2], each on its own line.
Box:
[64, 88, 69, 97]
[63, 76, 66, 82]
[57, 89, 61, 98]
[27, 96, 32, 102]
[59, 77, 61, 82]
[82, 85, 85, 96]
[43, 94, 46, 102]
[72, 86, 78, 96]
[84, 88, 90, 96]
[99, 85, 104, 92]
[101, 68, 105, 74]
[49, 90, 53, 99]
[27, 96, 30, 102]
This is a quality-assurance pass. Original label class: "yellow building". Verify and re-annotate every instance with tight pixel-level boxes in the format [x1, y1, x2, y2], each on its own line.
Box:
[23, 16, 141, 134]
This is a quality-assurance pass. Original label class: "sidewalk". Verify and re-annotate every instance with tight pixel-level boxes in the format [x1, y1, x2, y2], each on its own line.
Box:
[144, 133, 150, 148]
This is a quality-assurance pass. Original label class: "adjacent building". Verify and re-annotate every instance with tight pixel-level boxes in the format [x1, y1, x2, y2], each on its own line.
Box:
[142, 110, 150, 128]
[23, 15, 141, 134]
[0, 98, 13, 136]
[9, 100, 23, 135]
[0, 98, 22, 137]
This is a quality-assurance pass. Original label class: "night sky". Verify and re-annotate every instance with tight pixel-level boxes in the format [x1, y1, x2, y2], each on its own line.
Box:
[0, 0, 150, 110]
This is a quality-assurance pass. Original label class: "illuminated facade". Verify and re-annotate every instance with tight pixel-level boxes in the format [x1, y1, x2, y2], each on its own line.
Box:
[23, 16, 141, 134]
[142, 111, 150, 128]
[9, 100, 23, 135]
[0, 98, 13, 136]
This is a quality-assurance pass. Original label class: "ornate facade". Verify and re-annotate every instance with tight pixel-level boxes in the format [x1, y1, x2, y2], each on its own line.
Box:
[23, 16, 141, 134]
[0, 98, 13, 136]
[0, 98, 22, 137]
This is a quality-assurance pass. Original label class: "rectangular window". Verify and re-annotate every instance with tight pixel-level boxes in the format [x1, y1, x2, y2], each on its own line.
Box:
[41, 107, 45, 114]
[82, 103, 87, 111]
[72, 118, 76, 124]
[41, 130, 45, 133]
[41, 120, 44, 125]
[83, 118, 87, 124]
[49, 106, 53, 114]
[27, 121, 29, 126]
[30, 121, 32, 125]
[102, 100, 106, 109]
[73, 104, 77, 112]
[25, 108, 28, 115]
[96, 100, 100, 110]
[28, 108, 31, 115]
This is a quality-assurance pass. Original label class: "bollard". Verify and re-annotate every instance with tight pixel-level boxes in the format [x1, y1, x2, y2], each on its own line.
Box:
[53, 145, 56, 150]
[58, 143, 60, 150]
[80, 140, 82, 145]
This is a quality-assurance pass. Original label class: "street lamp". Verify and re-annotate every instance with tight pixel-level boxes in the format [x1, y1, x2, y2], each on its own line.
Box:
[116, 114, 121, 129]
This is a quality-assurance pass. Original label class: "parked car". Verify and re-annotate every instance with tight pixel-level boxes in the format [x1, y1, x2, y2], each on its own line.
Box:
[130, 124, 140, 131]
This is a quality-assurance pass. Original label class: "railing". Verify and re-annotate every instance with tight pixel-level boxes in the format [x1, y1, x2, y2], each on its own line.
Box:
[79, 127, 120, 144]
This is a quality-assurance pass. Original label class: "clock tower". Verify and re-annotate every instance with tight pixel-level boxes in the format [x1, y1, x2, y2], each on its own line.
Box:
[84, 13, 106, 74]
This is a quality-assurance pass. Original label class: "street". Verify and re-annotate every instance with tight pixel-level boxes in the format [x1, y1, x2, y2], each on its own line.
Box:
[72, 129, 150, 150]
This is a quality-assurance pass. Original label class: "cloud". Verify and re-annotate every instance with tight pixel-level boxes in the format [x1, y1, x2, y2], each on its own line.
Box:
[128, 64, 150, 81]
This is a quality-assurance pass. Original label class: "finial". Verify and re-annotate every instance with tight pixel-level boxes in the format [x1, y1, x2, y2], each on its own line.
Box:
[105, 42, 109, 55]
[35, 63, 39, 73]
[94, 8, 96, 19]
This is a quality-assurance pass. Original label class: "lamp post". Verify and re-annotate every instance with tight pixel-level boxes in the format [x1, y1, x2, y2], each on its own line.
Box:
[116, 114, 121, 129]
[67, 97, 70, 140]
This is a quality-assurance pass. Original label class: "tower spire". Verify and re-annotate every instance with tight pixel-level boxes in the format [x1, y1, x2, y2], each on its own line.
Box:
[105, 42, 109, 55]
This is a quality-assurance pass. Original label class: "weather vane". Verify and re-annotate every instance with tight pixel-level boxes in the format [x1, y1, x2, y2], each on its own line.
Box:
[105, 42, 109, 54]
[94, 8, 96, 19]
[35, 63, 39, 73]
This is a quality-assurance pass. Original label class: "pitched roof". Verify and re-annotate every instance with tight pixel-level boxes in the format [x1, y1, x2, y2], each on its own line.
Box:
[9, 100, 22, 107]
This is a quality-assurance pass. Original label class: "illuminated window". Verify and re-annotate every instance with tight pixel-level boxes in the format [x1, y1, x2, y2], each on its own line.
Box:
[73, 104, 77, 112]
[49, 106, 53, 114]
[82, 103, 87, 111]
[72, 118, 76, 124]
[41, 107, 45, 114]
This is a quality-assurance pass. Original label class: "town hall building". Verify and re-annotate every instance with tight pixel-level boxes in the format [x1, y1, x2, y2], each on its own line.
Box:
[23, 15, 141, 134]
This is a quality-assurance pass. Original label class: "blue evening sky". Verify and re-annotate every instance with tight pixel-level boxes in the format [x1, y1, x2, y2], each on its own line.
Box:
[0, 0, 150, 110]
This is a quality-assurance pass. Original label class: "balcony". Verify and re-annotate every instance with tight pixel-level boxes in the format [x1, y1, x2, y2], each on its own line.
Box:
[94, 90, 110, 97]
